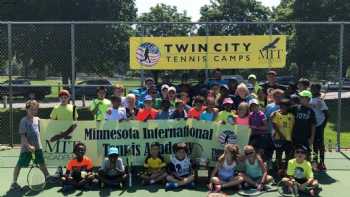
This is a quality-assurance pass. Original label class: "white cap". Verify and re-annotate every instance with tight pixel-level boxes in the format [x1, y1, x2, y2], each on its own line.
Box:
[168, 86, 176, 93]
[144, 95, 153, 101]
[249, 99, 259, 106]
[161, 84, 169, 90]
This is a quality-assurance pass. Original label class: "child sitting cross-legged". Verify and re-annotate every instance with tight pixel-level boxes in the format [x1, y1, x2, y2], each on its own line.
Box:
[240, 145, 273, 191]
[61, 143, 96, 192]
[282, 145, 321, 196]
[208, 144, 244, 193]
[97, 147, 127, 188]
[165, 143, 195, 190]
[141, 142, 168, 185]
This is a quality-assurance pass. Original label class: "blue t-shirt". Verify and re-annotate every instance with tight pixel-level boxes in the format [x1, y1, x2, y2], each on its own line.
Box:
[200, 111, 215, 121]
[265, 103, 280, 133]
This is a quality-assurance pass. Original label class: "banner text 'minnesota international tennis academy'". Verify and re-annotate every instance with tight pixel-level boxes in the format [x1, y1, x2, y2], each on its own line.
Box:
[130, 35, 286, 70]
[40, 119, 250, 167]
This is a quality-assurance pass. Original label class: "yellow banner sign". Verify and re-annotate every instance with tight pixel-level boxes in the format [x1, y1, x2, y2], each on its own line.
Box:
[130, 35, 286, 70]
[40, 119, 250, 167]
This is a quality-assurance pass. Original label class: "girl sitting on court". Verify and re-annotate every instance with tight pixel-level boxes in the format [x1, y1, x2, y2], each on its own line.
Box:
[240, 145, 273, 191]
[98, 147, 127, 188]
[141, 142, 167, 185]
[208, 144, 244, 193]
[62, 143, 96, 192]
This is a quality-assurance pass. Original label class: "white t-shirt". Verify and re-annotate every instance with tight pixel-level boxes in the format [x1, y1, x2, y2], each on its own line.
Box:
[310, 97, 328, 126]
[105, 107, 127, 121]
[100, 158, 125, 176]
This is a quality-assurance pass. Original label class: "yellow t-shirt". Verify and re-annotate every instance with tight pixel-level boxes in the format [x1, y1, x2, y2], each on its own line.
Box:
[287, 159, 313, 179]
[272, 111, 294, 141]
[215, 111, 235, 124]
[144, 156, 166, 171]
[90, 98, 111, 121]
[50, 104, 78, 121]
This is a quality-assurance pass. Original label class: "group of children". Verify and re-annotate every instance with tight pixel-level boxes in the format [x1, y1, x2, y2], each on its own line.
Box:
[10, 73, 327, 196]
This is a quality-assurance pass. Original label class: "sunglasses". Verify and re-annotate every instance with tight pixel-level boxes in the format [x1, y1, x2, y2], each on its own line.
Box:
[295, 150, 306, 154]
[245, 151, 254, 156]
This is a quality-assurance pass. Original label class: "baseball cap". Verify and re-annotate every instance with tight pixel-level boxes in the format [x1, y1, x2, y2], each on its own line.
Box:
[248, 74, 257, 80]
[220, 84, 229, 90]
[294, 144, 308, 152]
[59, 89, 70, 97]
[145, 77, 154, 82]
[161, 84, 169, 90]
[267, 70, 277, 76]
[108, 147, 119, 156]
[223, 98, 234, 105]
[144, 95, 153, 101]
[248, 99, 259, 106]
[298, 90, 312, 99]
[168, 86, 176, 93]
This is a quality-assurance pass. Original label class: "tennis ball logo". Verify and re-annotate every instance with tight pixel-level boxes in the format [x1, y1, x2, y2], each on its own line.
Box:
[136, 42, 161, 67]
[218, 130, 238, 145]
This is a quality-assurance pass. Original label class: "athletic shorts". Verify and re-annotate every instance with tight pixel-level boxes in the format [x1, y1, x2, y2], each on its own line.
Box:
[274, 140, 293, 153]
[249, 134, 274, 150]
[17, 149, 45, 167]
[295, 178, 308, 185]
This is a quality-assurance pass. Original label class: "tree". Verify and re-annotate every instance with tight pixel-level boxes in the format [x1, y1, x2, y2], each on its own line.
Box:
[0, 0, 137, 83]
[137, 3, 193, 82]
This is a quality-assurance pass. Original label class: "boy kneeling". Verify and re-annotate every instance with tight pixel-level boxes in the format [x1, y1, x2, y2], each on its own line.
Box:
[98, 147, 127, 188]
[282, 145, 321, 196]
[165, 143, 195, 190]
[62, 143, 95, 192]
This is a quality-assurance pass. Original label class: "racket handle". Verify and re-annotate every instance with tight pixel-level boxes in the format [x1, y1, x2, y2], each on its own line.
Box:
[128, 171, 132, 187]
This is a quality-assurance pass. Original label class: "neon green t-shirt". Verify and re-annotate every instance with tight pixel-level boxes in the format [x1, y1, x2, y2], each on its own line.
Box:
[287, 159, 314, 179]
[216, 111, 235, 124]
[50, 104, 78, 121]
[90, 98, 111, 121]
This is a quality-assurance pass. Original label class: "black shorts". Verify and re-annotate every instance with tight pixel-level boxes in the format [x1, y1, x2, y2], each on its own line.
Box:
[275, 140, 293, 153]
[314, 125, 325, 147]
[249, 134, 274, 150]
[295, 178, 308, 184]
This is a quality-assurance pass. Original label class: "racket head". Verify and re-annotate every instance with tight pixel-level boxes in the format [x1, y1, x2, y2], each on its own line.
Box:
[277, 181, 299, 197]
[27, 166, 46, 191]
[237, 188, 263, 196]
[207, 192, 228, 197]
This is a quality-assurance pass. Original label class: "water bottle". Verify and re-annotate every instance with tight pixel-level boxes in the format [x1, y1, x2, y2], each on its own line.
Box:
[327, 139, 332, 152]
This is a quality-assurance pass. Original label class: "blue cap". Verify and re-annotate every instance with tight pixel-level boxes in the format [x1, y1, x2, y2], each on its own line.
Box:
[108, 147, 119, 156]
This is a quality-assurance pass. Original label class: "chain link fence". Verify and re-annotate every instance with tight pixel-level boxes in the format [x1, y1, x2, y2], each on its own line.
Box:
[0, 21, 348, 150]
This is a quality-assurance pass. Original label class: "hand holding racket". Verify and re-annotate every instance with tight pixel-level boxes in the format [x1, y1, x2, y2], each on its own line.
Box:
[27, 152, 46, 191]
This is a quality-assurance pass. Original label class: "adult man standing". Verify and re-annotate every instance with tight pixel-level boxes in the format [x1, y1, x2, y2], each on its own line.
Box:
[261, 71, 286, 95]
[50, 90, 78, 121]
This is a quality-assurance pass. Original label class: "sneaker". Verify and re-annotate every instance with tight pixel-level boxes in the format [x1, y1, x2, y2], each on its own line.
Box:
[10, 182, 21, 191]
[185, 182, 195, 189]
[318, 163, 327, 172]
[149, 179, 156, 185]
[165, 182, 178, 190]
[62, 184, 74, 193]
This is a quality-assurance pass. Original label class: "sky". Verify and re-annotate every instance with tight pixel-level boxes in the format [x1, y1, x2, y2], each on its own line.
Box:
[136, 0, 281, 21]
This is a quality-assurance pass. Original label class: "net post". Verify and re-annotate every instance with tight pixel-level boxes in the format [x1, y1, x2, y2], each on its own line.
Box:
[336, 23, 344, 152]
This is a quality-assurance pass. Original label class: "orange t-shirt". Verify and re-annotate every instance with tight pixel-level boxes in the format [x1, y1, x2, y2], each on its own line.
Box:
[136, 108, 158, 121]
[66, 156, 93, 171]
[188, 106, 206, 120]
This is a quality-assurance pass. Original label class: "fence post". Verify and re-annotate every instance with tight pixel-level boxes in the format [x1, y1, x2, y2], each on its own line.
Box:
[7, 23, 13, 147]
[205, 23, 209, 83]
[336, 23, 344, 152]
[71, 24, 76, 105]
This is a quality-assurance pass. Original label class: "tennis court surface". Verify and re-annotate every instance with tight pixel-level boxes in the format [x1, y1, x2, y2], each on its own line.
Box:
[1, 148, 350, 197]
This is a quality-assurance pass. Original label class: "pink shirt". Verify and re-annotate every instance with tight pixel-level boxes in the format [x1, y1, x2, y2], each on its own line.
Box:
[235, 116, 249, 126]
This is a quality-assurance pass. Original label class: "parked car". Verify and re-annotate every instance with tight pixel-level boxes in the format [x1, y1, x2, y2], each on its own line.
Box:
[0, 79, 51, 100]
[327, 78, 350, 91]
[276, 76, 296, 86]
[72, 79, 113, 99]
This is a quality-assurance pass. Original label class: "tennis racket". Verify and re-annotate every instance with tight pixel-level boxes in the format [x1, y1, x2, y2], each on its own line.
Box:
[277, 180, 300, 197]
[238, 184, 277, 196]
[126, 146, 133, 188]
[188, 142, 207, 167]
[27, 152, 46, 191]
